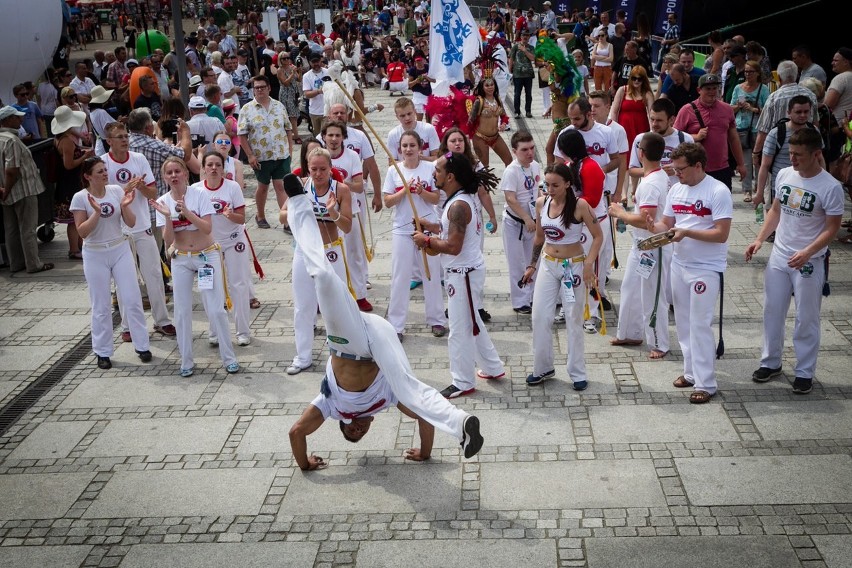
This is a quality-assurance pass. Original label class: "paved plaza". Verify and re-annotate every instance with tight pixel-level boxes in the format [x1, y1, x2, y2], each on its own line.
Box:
[1, 84, 852, 568]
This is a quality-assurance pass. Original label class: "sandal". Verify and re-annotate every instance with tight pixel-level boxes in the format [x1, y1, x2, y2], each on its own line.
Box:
[610, 338, 643, 346]
[68, 251, 83, 260]
[689, 390, 714, 404]
[249, 298, 261, 309]
[673, 375, 693, 388]
[649, 349, 669, 360]
[28, 263, 55, 273]
[743, 193, 752, 203]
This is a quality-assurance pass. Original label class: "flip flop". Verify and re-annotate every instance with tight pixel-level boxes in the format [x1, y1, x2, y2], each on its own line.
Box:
[689, 390, 714, 404]
[28, 263, 55, 273]
[249, 298, 261, 309]
[610, 338, 643, 346]
[649, 349, 669, 360]
[673, 375, 693, 388]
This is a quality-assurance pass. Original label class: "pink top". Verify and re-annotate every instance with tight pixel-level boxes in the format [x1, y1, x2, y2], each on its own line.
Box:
[673, 98, 736, 173]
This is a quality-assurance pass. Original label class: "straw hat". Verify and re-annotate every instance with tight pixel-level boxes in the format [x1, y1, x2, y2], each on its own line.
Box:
[89, 85, 114, 105]
[51, 105, 87, 135]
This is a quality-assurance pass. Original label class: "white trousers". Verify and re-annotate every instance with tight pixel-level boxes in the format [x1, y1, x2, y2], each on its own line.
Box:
[83, 241, 150, 357]
[531, 256, 587, 382]
[172, 248, 236, 370]
[342, 192, 369, 300]
[671, 262, 721, 394]
[502, 214, 534, 309]
[615, 242, 671, 352]
[214, 235, 252, 340]
[581, 214, 613, 318]
[760, 250, 826, 379]
[119, 230, 172, 331]
[446, 267, 505, 390]
[382, 78, 408, 93]
[292, 238, 349, 367]
[387, 233, 445, 334]
[289, 190, 468, 440]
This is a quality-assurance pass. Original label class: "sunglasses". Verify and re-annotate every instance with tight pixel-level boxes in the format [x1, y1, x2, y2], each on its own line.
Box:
[215, 139, 232, 145]
[630, 77, 642, 81]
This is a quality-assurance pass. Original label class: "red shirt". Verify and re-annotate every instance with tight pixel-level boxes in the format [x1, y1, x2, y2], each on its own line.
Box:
[387, 62, 406, 82]
[572, 158, 605, 209]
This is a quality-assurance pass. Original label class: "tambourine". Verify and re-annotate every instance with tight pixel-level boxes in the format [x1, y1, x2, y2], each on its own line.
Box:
[637, 230, 675, 251]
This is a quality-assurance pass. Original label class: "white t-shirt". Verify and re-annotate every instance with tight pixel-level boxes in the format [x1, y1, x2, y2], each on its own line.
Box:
[330, 148, 363, 213]
[70, 185, 127, 245]
[386, 122, 440, 161]
[311, 361, 397, 423]
[217, 71, 236, 98]
[193, 178, 245, 244]
[499, 159, 541, 220]
[188, 113, 224, 145]
[773, 167, 845, 259]
[102, 151, 156, 234]
[302, 68, 329, 116]
[632, 169, 669, 241]
[554, 122, 619, 184]
[604, 119, 629, 194]
[629, 129, 694, 188]
[827, 71, 852, 125]
[382, 160, 438, 235]
[663, 174, 733, 271]
[156, 186, 215, 232]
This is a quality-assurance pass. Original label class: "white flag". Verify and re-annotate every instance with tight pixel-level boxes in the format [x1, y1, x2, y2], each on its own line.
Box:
[429, 0, 480, 96]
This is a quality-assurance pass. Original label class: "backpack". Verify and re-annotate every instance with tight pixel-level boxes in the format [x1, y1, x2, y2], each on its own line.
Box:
[772, 118, 818, 160]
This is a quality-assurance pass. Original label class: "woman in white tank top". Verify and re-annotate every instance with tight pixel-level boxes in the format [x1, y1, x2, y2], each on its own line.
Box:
[591, 30, 614, 91]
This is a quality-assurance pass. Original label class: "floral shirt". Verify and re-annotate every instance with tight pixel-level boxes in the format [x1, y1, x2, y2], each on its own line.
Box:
[237, 98, 292, 162]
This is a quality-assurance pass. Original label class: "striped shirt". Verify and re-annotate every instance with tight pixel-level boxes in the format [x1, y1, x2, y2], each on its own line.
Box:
[0, 128, 45, 205]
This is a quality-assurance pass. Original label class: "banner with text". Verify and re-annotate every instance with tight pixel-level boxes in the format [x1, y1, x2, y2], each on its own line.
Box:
[654, 0, 685, 36]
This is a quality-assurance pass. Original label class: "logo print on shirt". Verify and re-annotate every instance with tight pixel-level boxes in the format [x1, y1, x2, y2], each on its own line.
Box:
[543, 226, 566, 241]
[671, 200, 712, 217]
[587, 143, 606, 157]
[115, 167, 132, 184]
[235, 242, 246, 253]
[100, 202, 115, 218]
[694, 281, 706, 294]
[211, 199, 227, 213]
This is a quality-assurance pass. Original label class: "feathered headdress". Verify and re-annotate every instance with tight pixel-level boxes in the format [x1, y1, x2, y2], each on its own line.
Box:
[534, 31, 582, 100]
[424, 86, 476, 139]
[474, 33, 508, 79]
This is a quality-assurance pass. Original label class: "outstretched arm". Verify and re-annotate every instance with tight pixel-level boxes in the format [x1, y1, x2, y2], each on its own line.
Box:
[289, 405, 328, 471]
[397, 403, 433, 461]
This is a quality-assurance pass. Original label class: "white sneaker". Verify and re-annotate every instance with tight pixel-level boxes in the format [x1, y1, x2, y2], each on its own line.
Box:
[237, 335, 251, 346]
[366, 280, 372, 290]
[583, 318, 599, 334]
[208, 336, 219, 346]
[554, 307, 565, 324]
[286, 363, 311, 375]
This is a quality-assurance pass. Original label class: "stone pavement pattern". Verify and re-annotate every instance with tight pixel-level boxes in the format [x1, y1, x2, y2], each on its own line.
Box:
[1, 81, 852, 568]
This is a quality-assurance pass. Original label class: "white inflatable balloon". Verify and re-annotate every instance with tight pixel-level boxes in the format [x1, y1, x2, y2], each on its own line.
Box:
[0, 0, 63, 104]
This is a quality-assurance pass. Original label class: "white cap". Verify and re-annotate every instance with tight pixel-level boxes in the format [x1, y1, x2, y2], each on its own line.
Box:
[188, 96, 207, 109]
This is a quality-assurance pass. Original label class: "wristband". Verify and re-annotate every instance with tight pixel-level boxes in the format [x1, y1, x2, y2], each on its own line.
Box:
[526, 264, 536, 271]
[331, 211, 341, 222]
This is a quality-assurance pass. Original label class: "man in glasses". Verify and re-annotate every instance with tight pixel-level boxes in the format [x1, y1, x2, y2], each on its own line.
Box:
[647, 143, 732, 404]
[283, 174, 484, 470]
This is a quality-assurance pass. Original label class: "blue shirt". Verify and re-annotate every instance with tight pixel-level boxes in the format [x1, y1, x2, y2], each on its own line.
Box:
[12, 102, 42, 140]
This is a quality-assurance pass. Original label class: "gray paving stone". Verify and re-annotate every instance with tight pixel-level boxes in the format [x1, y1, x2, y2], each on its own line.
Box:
[356, 538, 557, 567]
[589, 404, 739, 444]
[480, 460, 666, 510]
[812, 535, 852, 568]
[585, 536, 801, 568]
[85, 469, 276, 518]
[0, 473, 95, 519]
[431, 407, 574, 449]
[82, 417, 237, 457]
[210, 373, 323, 405]
[281, 463, 461, 515]
[415, 367, 511, 397]
[0, 316, 29, 339]
[1, 345, 61, 371]
[0, 545, 92, 568]
[9, 291, 92, 310]
[7, 421, 93, 460]
[59, 375, 210, 409]
[539, 363, 619, 394]
[815, 356, 852, 389]
[0, 379, 18, 402]
[237, 413, 400, 455]
[119, 542, 320, 567]
[746, 400, 852, 440]
[676, 455, 852, 505]
[633, 359, 789, 392]
[25, 315, 90, 337]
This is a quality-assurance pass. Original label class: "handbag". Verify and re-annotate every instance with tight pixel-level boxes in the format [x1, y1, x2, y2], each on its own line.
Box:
[830, 150, 852, 188]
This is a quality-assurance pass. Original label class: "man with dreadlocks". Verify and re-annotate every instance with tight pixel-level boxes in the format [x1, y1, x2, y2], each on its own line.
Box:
[412, 153, 507, 399]
[535, 30, 584, 165]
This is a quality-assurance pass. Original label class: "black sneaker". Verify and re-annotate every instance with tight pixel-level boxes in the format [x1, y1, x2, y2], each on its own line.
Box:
[136, 350, 153, 363]
[572, 380, 588, 391]
[526, 369, 555, 385]
[601, 296, 612, 311]
[97, 356, 112, 370]
[478, 308, 492, 322]
[441, 384, 475, 398]
[792, 377, 813, 394]
[752, 366, 782, 383]
[513, 305, 532, 315]
[460, 415, 484, 458]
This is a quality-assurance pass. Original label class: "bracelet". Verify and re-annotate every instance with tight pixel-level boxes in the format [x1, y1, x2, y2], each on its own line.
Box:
[331, 211, 341, 222]
[367, 104, 376, 113]
[526, 264, 536, 271]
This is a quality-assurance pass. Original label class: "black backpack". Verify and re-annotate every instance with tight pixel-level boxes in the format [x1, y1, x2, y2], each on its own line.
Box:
[772, 118, 818, 160]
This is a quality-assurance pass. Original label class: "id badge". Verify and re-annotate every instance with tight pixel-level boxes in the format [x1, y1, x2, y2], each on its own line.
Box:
[636, 252, 656, 280]
[198, 264, 215, 290]
[561, 260, 576, 304]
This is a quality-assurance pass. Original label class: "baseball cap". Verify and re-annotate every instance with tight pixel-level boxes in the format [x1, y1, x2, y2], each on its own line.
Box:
[309, 52, 322, 61]
[414, 56, 424, 62]
[698, 73, 722, 88]
[126, 58, 139, 67]
[188, 96, 207, 109]
[0, 106, 25, 121]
